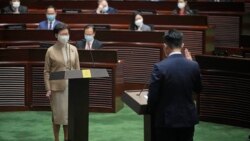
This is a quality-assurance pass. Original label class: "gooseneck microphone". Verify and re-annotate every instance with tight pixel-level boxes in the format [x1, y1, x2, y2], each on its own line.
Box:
[65, 41, 72, 70]
[86, 41, 95, 67]
[89, 48, 95, 67]
[137, 77, 150, 96]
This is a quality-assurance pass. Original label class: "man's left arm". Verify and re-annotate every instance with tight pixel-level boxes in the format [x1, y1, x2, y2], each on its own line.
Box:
[147, 64, 162, 114]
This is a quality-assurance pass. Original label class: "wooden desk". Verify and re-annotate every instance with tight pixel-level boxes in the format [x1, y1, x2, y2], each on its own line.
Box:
[0, 29, 211, 55]
[195, 55, 250, 128]
[0, 29, 213, 90]
[0, 14, 209, 31]
[1, 1, 242, 49]
[0, 48, 124, 112]
[213, 46, 250, 58]
[0, 1, 245, 12]
[0, 0, 243, 48]
[240, 35, 250, 48]
[243, 0, 250, 12]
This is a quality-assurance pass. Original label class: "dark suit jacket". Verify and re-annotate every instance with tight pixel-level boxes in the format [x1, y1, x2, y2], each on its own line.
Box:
[98, 7, 117, 14]
[172, 9, 194, 15]
[106, 7, 117, 14]
[76, 39, 103, 49]
[148, 54, 202, 128]
[2, 5, 28, 14]
[38, 20, 61, 30]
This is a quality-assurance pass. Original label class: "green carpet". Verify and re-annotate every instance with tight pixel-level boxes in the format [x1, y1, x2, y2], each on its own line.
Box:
[0, 105, 249, 141]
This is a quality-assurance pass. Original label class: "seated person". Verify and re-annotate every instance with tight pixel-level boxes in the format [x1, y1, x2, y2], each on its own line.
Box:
[96, 0, 117, 14]
[76, 25, 103, 50]
[172, 0, 193, 16]
[38, 6, 61, 30]
[129, 12, 152, 31]
[2, 0, 28, 14]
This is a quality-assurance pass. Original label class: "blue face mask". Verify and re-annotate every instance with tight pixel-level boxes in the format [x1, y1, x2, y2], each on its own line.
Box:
[46, 14, 56, 22]
[102, 6, 109, 13]
[85, 35, 94, 42]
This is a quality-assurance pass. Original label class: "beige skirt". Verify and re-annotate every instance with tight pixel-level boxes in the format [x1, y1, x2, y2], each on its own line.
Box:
[50, 81, 68, 125]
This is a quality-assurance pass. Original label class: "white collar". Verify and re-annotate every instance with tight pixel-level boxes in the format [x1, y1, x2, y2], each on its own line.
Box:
[169, 51, 182, 56]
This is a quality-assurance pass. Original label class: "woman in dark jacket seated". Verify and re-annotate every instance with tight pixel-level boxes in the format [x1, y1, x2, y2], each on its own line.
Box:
[172, 0, 193, 16]
[129, 12, 152, 31]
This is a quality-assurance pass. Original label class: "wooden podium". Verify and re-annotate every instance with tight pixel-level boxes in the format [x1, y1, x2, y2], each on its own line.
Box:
[122, 90, 152, 141]
[50, 69, 109, 141]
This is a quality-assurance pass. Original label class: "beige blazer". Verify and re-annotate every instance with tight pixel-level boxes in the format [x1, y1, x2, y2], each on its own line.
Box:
[44, 43, 80, 91]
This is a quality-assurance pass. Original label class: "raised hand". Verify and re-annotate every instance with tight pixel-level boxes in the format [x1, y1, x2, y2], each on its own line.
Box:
[184, 48, 193, 61]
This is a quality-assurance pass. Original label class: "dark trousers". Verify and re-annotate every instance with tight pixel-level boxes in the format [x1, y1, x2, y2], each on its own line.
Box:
[154, 126, 195, 141]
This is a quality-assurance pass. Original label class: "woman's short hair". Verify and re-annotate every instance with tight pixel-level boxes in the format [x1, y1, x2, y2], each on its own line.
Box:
[53, 23, 69, 35]
[129, 12, 143, 30]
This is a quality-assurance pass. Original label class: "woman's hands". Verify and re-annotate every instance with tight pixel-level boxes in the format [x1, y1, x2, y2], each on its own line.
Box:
[46, 90, 51, 99]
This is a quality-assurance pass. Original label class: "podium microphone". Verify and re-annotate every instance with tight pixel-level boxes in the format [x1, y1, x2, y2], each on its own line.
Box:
[88, 48, 95, 67]
[137, 77, 150, 96]
[86, 42, 95, 67]
[67, 41, 72, 70]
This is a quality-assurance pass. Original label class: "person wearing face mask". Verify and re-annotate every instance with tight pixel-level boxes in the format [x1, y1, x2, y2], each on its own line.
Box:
[76, 25, 103, 50]
[2, 0, 27, 14]
[38, 6, 61, 30]
[44, 23, 80, 141]
[147, 29, 202, 141]
[172, 0, 193, 16]
[129, 12, 152, 31]
[96, 0, 117, 14]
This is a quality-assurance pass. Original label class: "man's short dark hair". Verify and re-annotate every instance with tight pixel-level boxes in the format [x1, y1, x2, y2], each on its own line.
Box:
[47, 5, 56, 11]
[84, 24, 96, 33]
[163, 29, 183, 48]
[53, 23, 69, 35]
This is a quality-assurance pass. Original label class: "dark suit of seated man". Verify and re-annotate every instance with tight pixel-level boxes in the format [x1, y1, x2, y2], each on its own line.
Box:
[96, 0, 117, 14]
[147, 29, 202, 141]
[38, 6, 61, 30]
[76, 25, 103, 50]
[2, 0, 28, 14]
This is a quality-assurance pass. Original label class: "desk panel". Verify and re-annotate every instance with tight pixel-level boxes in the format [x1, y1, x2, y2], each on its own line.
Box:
[195, 55, 250, 128]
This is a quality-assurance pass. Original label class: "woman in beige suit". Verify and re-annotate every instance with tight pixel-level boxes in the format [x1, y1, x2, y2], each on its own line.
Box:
[44, 23, 80, 141]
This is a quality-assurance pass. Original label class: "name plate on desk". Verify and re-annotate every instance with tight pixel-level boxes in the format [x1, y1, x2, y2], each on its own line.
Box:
[82, 69, 91, 78]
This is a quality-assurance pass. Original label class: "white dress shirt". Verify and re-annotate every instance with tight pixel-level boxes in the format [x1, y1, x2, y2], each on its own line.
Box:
[85, 40, 94, 50]
[169, 51, 182, 57]
[48, 20, 55, 30]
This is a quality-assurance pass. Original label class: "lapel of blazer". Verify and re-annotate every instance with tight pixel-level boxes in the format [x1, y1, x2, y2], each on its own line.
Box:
[82, 40, 87, 49]
[92, 40, 96, 49]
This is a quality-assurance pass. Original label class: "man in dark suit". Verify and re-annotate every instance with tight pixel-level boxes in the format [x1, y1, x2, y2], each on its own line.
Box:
[96, 0, 117, 14]
[38, 6, 61, 30]
[76, 25, 103, 50]
[147, 29, 202, 141]
[2, 0, 28, 14]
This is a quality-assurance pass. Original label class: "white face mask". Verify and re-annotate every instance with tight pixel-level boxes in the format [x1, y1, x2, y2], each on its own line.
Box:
[135, 19, 143, 27]
[102, 6, 109, 13]
[58, 35, 69, 44]
[178, 2, 186, 9]
[12, 1, 20, 8]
